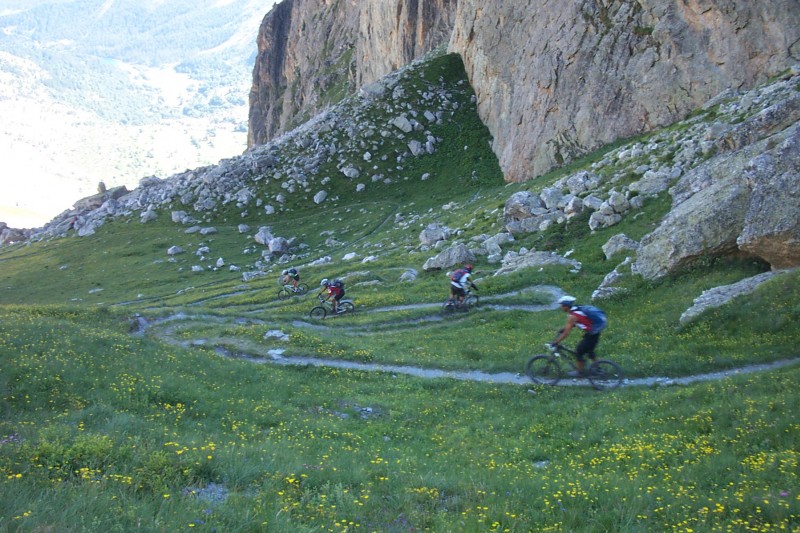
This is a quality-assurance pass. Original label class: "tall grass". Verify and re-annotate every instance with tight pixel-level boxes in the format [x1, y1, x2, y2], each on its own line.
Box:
[0, 307, 798, 531]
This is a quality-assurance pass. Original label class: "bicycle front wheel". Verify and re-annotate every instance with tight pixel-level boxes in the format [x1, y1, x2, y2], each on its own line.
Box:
[310, 306, 327, 319]
[588, 360, 624, 391]
[525, 355, 561, 386]
[277, 288, 291, 300]
[463, 294, 479, 310]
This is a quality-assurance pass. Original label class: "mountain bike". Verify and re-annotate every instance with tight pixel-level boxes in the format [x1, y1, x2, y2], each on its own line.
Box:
[309, 294, 356, 319]
[441, 289, 479, 314]
[277, 282, 309, 299]
[525, 343, 624, 391]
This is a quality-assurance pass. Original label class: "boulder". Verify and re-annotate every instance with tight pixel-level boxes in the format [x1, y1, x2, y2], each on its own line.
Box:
[269, 237, 289, 255]
[422, 243, 476, 271]
[504, 191, 543, 222]
[679, 270, 787, 325]
[592, 258, 633, 300]
[419, 223, 451, 246]
[494, 250, 581, 276]
[254, 227, 274, 245]
[602, 234, 640, 260]
[636, 121, 800, 279]
[314, 191, 328, 204]
[736, 131, 800, 269]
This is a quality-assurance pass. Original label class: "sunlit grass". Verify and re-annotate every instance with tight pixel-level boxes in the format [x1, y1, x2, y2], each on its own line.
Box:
[0, 306, 798, 531]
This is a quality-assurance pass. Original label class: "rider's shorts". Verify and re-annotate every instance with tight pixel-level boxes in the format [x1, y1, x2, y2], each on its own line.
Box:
[576, 332, 600, 361]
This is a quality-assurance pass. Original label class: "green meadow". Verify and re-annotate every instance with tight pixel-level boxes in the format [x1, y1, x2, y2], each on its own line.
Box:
[0, 52, 798, 531]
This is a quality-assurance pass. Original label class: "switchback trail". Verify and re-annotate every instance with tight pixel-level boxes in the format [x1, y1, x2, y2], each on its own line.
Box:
[132, 282, 799, 389]
[140, 315, 800, 389]
[213, 345, 800, 389]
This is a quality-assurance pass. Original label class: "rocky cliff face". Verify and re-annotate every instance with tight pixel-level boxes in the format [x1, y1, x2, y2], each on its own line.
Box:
[356, 0, 457, 87]
[448, 0, 800, 182]
[248, 0, 360, 148]
[248, 0, 456, 147]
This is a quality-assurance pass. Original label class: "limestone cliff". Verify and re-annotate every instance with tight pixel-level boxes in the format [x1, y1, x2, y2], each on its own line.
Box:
[448, 0, 800, 182]
[248, 0, 457, 147]
[250, 0, 799, 183]
[248, 0, 360, 147]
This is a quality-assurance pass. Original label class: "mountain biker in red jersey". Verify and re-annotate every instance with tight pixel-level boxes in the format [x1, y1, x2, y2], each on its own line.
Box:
[318, 278, 345, 313]
[551, 295, 607, 377]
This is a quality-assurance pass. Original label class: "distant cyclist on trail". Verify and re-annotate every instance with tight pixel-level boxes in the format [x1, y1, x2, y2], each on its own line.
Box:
[550, 295, 608, 377]
[449, 264, 478, 306]
[318, 278, 346, 313]
[281, 267, 301, 291]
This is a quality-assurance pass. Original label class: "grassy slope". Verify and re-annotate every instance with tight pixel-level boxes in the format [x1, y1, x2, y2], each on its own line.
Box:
[0, 52, 798, 531]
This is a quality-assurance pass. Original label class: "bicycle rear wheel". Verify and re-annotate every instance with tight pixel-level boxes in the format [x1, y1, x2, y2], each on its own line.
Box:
[525, 355, 561, 386]
[588, 360, 624, 391]
[310, 306, 327, 319]
[339, 301, 355, 314]
[296, 283, 309, 294]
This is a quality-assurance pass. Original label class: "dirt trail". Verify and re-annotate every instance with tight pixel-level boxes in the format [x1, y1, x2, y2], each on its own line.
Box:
[133, 284, 800, 389]
[209, 344, 799, 388]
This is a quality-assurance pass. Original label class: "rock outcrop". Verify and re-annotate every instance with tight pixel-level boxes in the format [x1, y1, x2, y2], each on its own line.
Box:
[498, 68, 800, 279]
[0, 222, 28, 245]
[248, 0, 456, 146]
[251, 0, 799, 185]
[635, 100, 800, 278]
[446, 0, 800, 182]
[679, 270, 790, 325]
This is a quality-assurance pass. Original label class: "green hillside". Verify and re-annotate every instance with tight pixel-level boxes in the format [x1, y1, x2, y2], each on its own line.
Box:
[0, 52, 798, 532]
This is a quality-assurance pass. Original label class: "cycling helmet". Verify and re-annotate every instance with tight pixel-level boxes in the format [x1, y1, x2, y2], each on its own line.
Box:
[320, 278, 329, 287]
[281, 269, 288, 275]
[464, 264, 473, 272]
[557, 295, 577, 306]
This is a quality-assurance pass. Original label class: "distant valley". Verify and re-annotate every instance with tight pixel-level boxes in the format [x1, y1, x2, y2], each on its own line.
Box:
[0, 0, 276, 228]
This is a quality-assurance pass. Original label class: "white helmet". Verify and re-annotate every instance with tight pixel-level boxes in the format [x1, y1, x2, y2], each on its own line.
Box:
[320, 278, 329, 286]
[281, 269, 288, 275]
[557, 295, 576, 306]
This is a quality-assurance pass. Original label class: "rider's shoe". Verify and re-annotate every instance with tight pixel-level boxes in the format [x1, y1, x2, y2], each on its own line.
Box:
[335, 308, 345, 314]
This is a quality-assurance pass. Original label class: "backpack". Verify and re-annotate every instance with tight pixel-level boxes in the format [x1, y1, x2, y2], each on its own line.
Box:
[577, 305, 607, 333]
[287, 268, 297, 276]
[450, 269, 466, 282]
[332, 279, 344, 290]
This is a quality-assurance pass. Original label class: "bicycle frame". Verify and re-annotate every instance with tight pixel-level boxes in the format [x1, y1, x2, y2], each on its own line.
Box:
[525, 342, 624, 391]
[547, 344, 583, 372]
[310, 294, 355, 319]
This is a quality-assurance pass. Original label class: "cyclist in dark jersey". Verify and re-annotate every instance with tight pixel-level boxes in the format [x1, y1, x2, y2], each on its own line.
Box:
[281, 267, 300, 290]
[551, 295, 607, 377]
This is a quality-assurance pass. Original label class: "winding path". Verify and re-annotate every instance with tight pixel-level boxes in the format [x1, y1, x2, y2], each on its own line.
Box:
[212, 345, 800, 388]
[133, 281, 800, 389]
